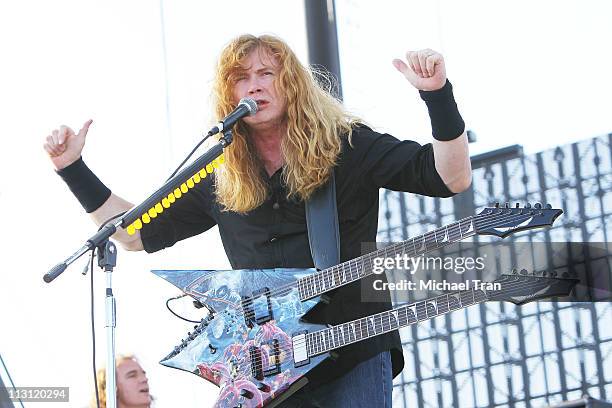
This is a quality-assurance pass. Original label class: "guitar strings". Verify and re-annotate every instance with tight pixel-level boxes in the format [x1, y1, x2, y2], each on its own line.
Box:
[171, 210, 552, 372]
[239, 209, 544, 310]
[237, 209, 549, 321]
[170, 209, 557, 376]
[233, 273, 560, 376]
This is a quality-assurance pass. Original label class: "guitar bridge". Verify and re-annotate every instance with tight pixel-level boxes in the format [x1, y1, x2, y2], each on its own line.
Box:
[248, 346, 263, 380]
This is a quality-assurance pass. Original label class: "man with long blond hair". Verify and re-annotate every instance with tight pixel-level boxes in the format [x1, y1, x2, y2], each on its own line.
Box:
[46, 34, 471, 407]
[91, 354, 151, 408]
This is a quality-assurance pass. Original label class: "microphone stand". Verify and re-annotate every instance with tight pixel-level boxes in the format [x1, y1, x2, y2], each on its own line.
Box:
[42, 129, 234, 408]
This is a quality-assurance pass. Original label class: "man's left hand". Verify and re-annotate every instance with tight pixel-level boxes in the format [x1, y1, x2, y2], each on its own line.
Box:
[393, 49, 447, 91]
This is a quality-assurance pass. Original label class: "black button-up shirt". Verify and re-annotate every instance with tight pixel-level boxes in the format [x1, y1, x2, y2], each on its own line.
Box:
[141, 125, 454, 384]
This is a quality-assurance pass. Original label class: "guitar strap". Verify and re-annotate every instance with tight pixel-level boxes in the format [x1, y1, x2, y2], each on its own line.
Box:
[267, 171, 340, 408]
[305, 170, 340, 270]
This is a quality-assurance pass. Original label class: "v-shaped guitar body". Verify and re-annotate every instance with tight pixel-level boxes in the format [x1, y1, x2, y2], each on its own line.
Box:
[153, 268, 329, 408]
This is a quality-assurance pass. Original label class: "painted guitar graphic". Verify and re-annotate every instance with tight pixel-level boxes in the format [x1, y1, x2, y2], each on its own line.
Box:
[153, 204, 563, 407]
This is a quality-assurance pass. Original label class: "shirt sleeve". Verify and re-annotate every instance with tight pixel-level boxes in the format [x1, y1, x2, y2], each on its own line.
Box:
[139, 178, 217, 253]
[348, 126, 455, 198]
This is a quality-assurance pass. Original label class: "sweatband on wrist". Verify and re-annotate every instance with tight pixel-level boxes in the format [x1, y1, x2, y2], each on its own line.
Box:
[419, 79, 465, 141]
[56, 157, 112, 213]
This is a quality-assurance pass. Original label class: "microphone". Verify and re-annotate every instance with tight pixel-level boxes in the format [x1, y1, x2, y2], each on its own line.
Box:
[207, 97, 258, 136]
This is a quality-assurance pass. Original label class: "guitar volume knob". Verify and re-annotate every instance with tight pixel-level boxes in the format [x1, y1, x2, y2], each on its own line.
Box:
[240, 389, 254, 399]
[257, 382, 271, 392]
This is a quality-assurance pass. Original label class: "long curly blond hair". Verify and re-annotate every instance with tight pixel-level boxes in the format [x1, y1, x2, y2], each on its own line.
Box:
[212, 34, 358, 213]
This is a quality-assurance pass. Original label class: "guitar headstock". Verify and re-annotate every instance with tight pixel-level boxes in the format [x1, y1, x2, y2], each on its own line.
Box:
[475, 202, 563, 238]
[487, 268, 579, 305]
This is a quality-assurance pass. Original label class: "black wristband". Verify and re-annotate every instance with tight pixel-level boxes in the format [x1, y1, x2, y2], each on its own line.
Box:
[56, 157, 112, 213]
[419, 79, 465, 141]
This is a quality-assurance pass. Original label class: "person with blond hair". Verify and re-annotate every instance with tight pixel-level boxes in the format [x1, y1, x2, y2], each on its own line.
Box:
[46, 34, 471, 407]
[91, 354, 151, 408]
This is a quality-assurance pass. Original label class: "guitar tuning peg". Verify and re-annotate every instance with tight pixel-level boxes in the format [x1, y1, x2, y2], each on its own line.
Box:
[551, 271, 557, 277]
[545, 204, 552, 209]
[512, 268, 518, 274]
[495, 202, 500, 208]
[520, 269, 528, 275]
[504, 202, 510, 208]
[534, 203, 542, 209]
[525, 203, 532, 209]
[515, 203, 520, 208]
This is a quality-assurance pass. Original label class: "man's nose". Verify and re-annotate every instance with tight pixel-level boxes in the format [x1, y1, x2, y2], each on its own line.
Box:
[247, 78, 262, 95]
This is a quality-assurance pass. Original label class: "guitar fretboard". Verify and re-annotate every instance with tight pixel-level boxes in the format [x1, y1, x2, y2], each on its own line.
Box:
[306, 287, 489, 357]
[296, 216, 479, 301]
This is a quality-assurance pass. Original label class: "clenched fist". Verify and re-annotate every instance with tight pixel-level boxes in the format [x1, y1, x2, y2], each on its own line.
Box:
[43, 119, 93, 170]
[392, 49, 447, 91]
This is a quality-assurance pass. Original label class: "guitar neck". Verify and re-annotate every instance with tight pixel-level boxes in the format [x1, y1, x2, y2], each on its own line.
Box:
[296, 215, 479, 301]
[306, 286, 489, 357]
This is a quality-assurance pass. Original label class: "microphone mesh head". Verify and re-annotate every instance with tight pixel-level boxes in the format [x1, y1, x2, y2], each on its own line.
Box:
[239, 97, 258, 116]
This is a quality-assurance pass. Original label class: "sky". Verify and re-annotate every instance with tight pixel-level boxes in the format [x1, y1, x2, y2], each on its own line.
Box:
[0, 1, 610, 407]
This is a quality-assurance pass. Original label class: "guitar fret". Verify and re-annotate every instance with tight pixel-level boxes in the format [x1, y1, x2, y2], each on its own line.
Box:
[460, 290, 475, 306]
[425, 300, 438, 318]
[366, 316, 375, 337]
[448, 293, 461, 310]
[303, 276, 310, 299]
[356, 320, 364, 341]
[388, 310, 399, 330]
[437, 295, 449, 314]
[416, 301, 428, 321]
[297, 279, 303, 298]
[474, 289, 487, 302]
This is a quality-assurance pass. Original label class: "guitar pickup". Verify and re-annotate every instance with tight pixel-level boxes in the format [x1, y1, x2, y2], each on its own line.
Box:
[249, 339, 281, 379]
[292, 330, 310, 368]
[252, 287, 274, 325]
[263, 339, 281, 377]
[241, 287, 273, 327]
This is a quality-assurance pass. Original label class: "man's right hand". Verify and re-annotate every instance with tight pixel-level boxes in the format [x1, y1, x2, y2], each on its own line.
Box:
[43, 119, 93, 170]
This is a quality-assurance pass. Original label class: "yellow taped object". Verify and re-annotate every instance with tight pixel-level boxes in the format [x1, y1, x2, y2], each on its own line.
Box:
[187, 178, 195, 189]
[142, 213, 151, 224]
[161, 198, 170, 208]
[148, 208, 157, 218]
[180, 183, 188, 193]
[217, 154, 225, 164]
[206, 163, 213, 173]
[126, 224, 136, 235]
[199, 169, 207, 179]
[212, 159, 219, 169]
[174, 188, 182, 198]
[167, 193, 176, 203]
[155, 203, 163, 213]
[134, 219, 143, 230]
[193, 174, 201, 183]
